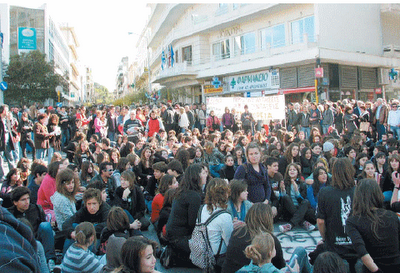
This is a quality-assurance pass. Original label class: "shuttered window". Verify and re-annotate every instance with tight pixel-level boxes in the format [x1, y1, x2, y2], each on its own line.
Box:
[340, 65, 358, 88]
[359, 67, 377, 89]
[298, 64, 315, 87]
[280, 67, 297, 89]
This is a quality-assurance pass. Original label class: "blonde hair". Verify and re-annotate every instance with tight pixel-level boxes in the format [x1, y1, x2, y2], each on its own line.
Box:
[244, 232, 275, 265]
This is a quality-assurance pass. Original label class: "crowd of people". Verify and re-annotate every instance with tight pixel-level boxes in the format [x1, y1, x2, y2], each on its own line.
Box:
[0, 97, 399, 273]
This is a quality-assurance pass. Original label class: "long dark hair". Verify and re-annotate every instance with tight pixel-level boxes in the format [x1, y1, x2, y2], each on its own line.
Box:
[174, 163, 203, 198]
[312, 166, 329, 197]
[331, 158, 355, 190]
[352, 178, 384, 240]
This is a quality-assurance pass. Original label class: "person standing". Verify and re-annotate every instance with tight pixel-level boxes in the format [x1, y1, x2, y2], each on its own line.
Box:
[0, 105, 16, 178]
[18, 112, 36, 160]
[321, 103, 334, 136]
[107, 106, 118, 142]
[286, 103, 298, 132]
[222, 107, 235, 131]
[373, 98, 388, 141]
[198, 104, 207, 132]
[241, 105, 254, 134]
[298, 106, 311, 139]
[206, 110, 221, 133]
[33, 113, 52, 162]
[387, 103, 400, 140]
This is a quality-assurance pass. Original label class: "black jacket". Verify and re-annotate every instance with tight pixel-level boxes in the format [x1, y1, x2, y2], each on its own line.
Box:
[8, 203, 46, 236]
[114, 185, 146, 220]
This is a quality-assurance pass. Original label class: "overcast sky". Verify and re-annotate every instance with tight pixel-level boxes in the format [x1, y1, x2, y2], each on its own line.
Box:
[8, 0, 151, 92]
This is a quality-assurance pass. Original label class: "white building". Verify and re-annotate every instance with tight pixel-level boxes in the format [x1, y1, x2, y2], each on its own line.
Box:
[135, 3, 400, 103]
[115, 56, 130, 99]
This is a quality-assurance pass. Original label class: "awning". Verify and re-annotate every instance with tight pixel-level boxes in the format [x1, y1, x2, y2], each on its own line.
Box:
[281, 87, 315, 94]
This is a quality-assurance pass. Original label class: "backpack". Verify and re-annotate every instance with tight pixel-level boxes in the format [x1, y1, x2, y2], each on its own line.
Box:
[189, 204, 228, 270]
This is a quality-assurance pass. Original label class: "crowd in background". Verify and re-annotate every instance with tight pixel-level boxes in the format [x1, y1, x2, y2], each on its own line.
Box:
[0, 96, 399, 273]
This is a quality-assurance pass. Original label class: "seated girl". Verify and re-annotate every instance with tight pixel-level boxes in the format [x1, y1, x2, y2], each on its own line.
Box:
[278, 163, 316, 233]
[237, 232, 311, 273]
[226, 179, 252, 223]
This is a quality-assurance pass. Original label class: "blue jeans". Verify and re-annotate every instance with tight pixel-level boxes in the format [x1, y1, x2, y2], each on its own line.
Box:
[62, 128, 70, 148]
[376, 121, 386, 141]
[0, 142, 16, 178]
[47, 146, 54, 163]
[108, 131, 115, 142]
[37, 222, 55, 261]
[390, 126, 400, 141]
[322, 125, 330, 135]
[36, 148, 47, 161]
[301, 127, 310, 139]
[287, 247, 312, 273]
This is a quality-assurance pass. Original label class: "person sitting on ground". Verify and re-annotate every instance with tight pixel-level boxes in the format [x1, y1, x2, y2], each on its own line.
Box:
[62, 188, 111, 253]
[113, 170, 150, 230]
[226, 179, 252, 223]
[61, 222, 105, 273]
[50, 168, 80, 231]
[90, 161, 117, 205]
[113, 236, 161, 273]
[27, 164, 48, 205]
[237, 232, 311, 273]
[101, 206, 141, 273]
[151, 174, 179, 224]
[8, 187, 56, 270]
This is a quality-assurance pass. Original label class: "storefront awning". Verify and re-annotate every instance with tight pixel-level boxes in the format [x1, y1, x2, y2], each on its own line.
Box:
[281, 87, 315, 94]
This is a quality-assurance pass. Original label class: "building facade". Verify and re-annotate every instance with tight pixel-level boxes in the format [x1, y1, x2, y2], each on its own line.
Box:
[135, 3, 400, 104]
[115, 56, 130, 99]
[0, 3, 85, 105]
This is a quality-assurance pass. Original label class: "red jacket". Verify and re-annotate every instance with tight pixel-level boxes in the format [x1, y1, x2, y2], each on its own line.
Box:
[147, 118, 161, 137]
[37, 174, 56, 211]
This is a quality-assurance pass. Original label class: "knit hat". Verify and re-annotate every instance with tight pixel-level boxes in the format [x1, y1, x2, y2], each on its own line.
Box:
[323, 141, 335, 153]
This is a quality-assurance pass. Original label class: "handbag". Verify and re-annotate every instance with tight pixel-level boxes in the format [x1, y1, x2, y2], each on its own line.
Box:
[359, 121, 370, 131]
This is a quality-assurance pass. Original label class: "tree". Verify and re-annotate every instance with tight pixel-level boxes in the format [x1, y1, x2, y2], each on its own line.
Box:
[4, 50, 68, 106]
[94, 83, 113, 104]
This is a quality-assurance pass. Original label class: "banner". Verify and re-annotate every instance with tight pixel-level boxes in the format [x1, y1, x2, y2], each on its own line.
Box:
[206, 95, 285, 121]
[18, 27, 37, 51]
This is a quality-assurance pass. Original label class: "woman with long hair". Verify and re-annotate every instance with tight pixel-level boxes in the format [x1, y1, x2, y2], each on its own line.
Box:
[226, 179, 252, 222]
[136, 146, 154, 188]
[165, 163, 207, 266]
[198, 178, 233, 272]
[51, 168, 79, 231]
[278, 142, 300, 176]
[114, 170, 150, 230]
[79, 161, 97, 189]
[47, 113, 61, 163]
[74, 140, 95, 170]
[300, 147, 314, 178]
[151, 174, 178, 224]
[307, 166, 329, 210]
[346, 178, 400, 272]
[0, 168, 23, 208]
[18, 111, 36, 159]
[114, 236, 160, 273]
[278, 163, 316, 233]
[221, 203, 285, 273]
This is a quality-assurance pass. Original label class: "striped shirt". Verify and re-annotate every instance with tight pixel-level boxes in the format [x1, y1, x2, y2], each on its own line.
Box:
[61, 244, 104, 273]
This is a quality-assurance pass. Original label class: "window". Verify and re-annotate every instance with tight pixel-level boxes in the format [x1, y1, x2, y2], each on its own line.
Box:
[213, 39, 230, 60]
[291, 16, 315, 44]
[182, 46, 192, 64]
[260, 24, 285, 49]
[234, 32, 256, 55]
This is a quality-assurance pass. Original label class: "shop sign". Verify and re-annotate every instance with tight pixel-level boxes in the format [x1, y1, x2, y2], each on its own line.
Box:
[204, 85, 223, 94]
[225, 69, 279, 93]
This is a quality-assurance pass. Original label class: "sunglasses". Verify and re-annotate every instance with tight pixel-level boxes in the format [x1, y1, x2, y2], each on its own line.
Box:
[106, 169, 114, 172]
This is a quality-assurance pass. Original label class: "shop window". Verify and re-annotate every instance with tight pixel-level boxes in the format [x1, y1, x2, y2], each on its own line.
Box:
[291, 16, 315, 44]
[234, 32, 256, 55]
[260, 24, 285, 49]
[213, 39, 230, 60]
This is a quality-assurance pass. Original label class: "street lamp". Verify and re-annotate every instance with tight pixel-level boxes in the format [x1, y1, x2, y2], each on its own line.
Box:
[128, 32, 152, 94]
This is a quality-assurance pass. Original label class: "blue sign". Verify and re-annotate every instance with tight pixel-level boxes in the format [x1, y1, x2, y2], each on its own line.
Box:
[0, 81, 8, 91]
[18, 27, 37, 50]
[56, 102, 62, 107]
[212, 77, 221, 89]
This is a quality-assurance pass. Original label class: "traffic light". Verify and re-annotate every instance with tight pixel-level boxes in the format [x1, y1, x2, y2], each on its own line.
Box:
[318, 86, 324, 96]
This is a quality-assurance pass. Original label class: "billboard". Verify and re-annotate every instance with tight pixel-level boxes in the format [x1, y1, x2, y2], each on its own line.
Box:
[18, 27, 37, 51]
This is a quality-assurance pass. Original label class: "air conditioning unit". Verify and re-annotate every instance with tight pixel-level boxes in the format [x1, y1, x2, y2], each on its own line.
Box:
[378, 68, 390, 85]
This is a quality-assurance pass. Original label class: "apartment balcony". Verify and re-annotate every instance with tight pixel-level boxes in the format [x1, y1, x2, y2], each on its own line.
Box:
[154, 61, 197, 83]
